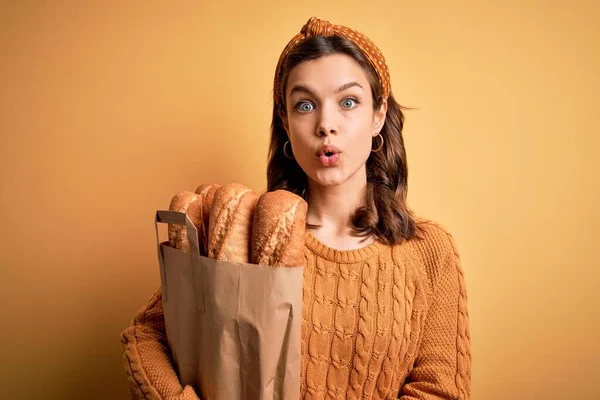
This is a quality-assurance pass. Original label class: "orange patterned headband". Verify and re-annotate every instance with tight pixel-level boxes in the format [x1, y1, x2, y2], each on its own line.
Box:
[273, 16, 391, 107]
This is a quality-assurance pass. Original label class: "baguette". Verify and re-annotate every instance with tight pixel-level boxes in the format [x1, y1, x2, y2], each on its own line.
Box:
[194, 183, 221, 254]
[168, 191, 204, 254]
[207, 183, 258, 262]
[251, 190, 307, 267]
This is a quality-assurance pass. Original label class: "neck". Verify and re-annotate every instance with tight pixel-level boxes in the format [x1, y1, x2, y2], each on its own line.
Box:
[306, 168, 367, 236]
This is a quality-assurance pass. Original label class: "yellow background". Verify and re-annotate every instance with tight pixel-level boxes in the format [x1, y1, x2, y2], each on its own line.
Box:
[1, 1, 598, 399]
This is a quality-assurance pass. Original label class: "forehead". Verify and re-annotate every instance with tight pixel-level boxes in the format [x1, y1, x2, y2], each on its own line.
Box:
[286, 53, 369, 94]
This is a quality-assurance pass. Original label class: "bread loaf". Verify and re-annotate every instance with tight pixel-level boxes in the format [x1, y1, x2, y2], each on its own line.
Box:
[251, 190, 307, 267]
[207, 183, 258, 262]
[168, 191, 204, 254]
[194, 183, 221, 254]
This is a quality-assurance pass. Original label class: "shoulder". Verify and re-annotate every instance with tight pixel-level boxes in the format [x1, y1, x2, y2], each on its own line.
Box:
[414, 216, 460, 256]
[401, 216, 462, 293]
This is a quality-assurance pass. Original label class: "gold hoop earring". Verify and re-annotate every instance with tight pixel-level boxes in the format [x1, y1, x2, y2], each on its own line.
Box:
[371, 133, 384, 153]
[283, 140, 294, 159]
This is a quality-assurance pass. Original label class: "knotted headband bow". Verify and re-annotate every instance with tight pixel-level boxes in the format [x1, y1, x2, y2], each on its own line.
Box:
[273, 17, 391, 107]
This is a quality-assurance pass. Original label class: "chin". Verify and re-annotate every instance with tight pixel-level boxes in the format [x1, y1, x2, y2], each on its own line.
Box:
[309, 169, 346, 187]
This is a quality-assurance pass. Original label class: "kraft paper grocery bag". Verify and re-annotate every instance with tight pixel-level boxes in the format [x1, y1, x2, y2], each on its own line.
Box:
[154, 210, 303, 400]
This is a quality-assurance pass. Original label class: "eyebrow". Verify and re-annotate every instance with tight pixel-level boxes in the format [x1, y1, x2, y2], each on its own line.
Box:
[289, 81, 364, 97]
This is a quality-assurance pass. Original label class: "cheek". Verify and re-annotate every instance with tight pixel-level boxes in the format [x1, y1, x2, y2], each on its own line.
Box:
[287, 119, 313, 150]
[349, 115, 376, 155]
[288, 115, 309, 132]
[286, 134, 312, 167]
[353, 134, 374, 164]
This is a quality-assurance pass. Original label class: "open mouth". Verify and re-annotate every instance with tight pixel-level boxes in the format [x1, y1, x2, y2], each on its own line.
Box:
[316, 145, 341, 157]
[316, 145, 342, 166]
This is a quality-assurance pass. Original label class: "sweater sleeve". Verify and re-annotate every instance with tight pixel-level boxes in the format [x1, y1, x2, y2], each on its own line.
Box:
[120, 287, 200, 400]
[399, 233, 472, 399]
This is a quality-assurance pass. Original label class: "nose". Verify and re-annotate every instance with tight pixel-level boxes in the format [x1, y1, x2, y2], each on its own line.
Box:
[315, 103, 338, 137]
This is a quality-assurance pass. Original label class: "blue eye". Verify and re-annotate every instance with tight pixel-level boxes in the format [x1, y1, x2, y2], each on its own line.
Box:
[341, 98, 358, 109]
[296, 101, 314, 112]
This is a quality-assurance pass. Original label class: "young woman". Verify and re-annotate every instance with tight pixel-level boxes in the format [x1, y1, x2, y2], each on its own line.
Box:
[122, 17, 472, 399]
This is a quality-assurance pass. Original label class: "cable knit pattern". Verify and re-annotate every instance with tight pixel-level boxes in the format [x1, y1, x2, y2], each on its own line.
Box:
[398, 220, 472, 399]
[120, 219, 471, 399]
[120, 289, 200, 400]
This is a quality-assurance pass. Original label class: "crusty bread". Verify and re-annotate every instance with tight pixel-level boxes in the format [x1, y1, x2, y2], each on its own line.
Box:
[194, 183, 221, 254]
[168, 191, 203, 254]
[251, 190, 307, 267]
[207, 183, 258, 262]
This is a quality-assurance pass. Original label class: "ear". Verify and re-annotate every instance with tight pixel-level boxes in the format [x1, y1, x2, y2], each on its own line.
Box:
[372, 99, 388, 136]
[282, 115, 290, 137]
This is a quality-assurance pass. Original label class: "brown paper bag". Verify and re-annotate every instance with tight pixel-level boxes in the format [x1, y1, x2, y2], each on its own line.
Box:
[154, 210, 303, 400]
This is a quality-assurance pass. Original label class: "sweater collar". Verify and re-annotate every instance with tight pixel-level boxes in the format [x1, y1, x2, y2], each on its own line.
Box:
[304, 231, 383, 263]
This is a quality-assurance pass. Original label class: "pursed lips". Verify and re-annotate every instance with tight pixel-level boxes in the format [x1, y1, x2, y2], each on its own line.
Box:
[315, 145, 342, 166]
[315, 145, 341, 157]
